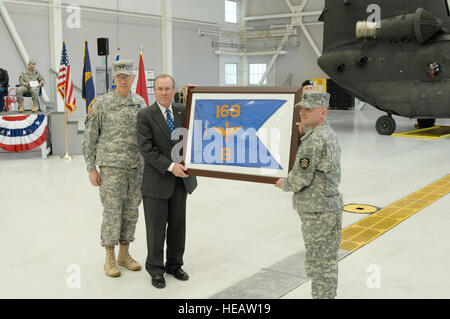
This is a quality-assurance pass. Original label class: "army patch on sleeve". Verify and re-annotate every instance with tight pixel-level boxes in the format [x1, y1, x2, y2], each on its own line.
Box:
[87, 106, 94, 119]
[299, 158, 310, 170]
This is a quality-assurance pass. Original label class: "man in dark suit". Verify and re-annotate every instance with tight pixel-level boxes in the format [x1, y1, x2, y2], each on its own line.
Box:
[137, 74, 197, 289]
[0, 67, 9, 112]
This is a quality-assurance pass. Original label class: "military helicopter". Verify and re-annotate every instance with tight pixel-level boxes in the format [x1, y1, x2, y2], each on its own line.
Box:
[317, 0, 450, 135]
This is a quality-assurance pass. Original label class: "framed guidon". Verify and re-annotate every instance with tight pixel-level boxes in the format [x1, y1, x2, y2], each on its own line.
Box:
[183, 86, 303, 184]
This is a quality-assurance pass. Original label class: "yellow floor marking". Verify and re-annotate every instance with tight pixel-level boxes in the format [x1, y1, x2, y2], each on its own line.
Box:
[342, 226, 365, 240]
[355, 216, 384, 228]
[340, 241, 362, 252]
[389, 208, 416, 219]
[404, 192, 427, 200]
[392, 126, 450, 139]
[350, 228, 381, 243]
[371, 217, 401, 231]
[341, 174, 450, 252]
[375, 207, 398, 217]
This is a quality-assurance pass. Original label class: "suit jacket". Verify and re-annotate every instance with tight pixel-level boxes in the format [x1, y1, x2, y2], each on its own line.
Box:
[137, 102, 197, 199]
[0, 68, 8, 88]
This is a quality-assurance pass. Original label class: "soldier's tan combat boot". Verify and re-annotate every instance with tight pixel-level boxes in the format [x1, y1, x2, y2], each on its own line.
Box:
[31, 101, 38, 112]
[18, 102, 25, 113]
[117, 242, 141, 271]
[104, 246, 121, 277]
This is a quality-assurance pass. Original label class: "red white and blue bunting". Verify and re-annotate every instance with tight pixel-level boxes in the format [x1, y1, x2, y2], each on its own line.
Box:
[0, 114, 48, 152]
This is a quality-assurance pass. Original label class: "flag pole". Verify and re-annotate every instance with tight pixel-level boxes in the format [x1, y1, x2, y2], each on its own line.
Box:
[57, 40, 74, 160]
[60, 103, 72, 160]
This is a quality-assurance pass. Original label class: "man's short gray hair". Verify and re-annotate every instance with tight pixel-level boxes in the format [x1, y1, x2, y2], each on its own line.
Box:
[154, 74, 175, 89]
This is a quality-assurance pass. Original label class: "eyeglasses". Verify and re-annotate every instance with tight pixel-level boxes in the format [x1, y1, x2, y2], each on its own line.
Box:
[115, 75, 132, 82]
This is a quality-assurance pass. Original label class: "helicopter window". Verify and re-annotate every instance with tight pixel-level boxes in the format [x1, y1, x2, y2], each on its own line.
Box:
[446, 1, 450, 15]
[427, 62, 441, 78]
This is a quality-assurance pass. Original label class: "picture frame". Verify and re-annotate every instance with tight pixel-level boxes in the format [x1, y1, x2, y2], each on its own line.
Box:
[183, 86, 303, 184]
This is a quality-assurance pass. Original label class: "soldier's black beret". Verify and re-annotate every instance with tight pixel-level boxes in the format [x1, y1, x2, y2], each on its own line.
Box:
[301, 79, 314, 87]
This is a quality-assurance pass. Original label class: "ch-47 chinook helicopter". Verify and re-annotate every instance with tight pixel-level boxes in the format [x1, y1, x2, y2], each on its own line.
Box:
[317, 0, 450, 135]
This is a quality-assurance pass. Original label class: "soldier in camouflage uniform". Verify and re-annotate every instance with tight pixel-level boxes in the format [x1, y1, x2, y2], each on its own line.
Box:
[275, 91, 343, 299]
[16, 59, 44, 112]
[297, 80, 315, 137]
[82, 59, 147, 278]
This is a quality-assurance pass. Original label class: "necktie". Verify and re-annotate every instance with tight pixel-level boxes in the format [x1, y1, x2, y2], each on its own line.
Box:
[165, 108, 175, 134]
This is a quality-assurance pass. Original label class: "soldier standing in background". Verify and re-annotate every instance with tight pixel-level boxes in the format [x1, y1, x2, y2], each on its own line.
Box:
[0, 67, 8, 112]
[82, 59, 147, 278]
[275, 91, 343, 299]
[16, 59, 44, 113]
[297, 80, 315, 137]
[301, 79, 315, 93]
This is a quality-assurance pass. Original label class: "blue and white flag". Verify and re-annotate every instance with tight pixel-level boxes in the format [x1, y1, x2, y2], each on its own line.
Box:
[82, 40, 96, 113]
[111, 48, 120, 90]
[190, 99, 286, 169]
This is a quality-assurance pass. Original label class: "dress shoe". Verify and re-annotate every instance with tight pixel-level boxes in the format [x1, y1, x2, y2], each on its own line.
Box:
[166, 268, 189, 281]
[151, 274, 166, 288]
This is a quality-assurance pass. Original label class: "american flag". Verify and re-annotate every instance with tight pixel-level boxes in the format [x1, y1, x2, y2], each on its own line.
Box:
[57, 41, 77, 113]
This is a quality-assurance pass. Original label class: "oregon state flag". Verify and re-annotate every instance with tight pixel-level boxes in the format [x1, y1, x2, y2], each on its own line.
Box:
[82, 40, 95, 113]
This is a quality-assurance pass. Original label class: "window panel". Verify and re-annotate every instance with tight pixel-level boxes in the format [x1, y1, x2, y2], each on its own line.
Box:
[225, 0, 237, 23]
[249, 63, 267, 85]
[225, 63, 238, 85]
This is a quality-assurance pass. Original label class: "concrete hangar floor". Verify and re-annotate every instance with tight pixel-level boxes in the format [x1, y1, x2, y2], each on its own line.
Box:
[0, 108, 449, 299]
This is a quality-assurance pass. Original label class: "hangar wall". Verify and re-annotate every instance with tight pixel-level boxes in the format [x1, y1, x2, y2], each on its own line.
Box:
[1, 0, 328, 121]
[0, 0, 222, 121]
[0, 4, 51, 105]
[244, 0, 327, 86]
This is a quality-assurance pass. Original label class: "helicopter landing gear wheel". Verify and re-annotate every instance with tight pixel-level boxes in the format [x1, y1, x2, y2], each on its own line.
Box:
[376, 115, 396, 135]
[417, 118, 436, 129]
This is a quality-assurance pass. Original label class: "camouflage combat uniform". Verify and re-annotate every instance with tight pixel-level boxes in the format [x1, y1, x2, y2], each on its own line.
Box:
[16, 68, 44, 103]
[281, 92, 343, 299]
[82, 90, 147, 247]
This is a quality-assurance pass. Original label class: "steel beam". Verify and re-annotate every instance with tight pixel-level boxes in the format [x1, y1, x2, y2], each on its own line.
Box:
[244, 11, 322, 21]
[0, 1, 50, 103]
[161, 0, 173, 75]
[49, 0, 64, 111]
[257, 0, 298, 85]
[3, 0, 218, 27]
[239, 0, 248, 85]
[214, 50, 288, 56]
[298, 22, 321, 57]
